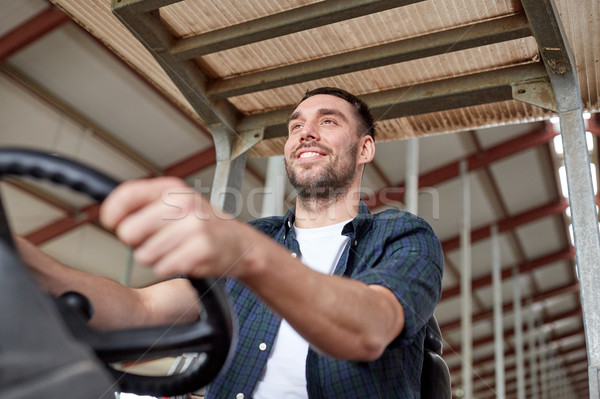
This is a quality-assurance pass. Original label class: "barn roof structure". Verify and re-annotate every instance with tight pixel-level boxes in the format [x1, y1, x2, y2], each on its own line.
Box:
[1, 0, 600, 397]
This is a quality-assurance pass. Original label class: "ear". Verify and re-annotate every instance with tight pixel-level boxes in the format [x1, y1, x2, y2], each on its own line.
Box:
[357, 135, 375, 165]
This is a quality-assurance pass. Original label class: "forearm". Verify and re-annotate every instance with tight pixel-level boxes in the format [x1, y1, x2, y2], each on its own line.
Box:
[14, 236, 198, 330]
[240, 234, 404, 361]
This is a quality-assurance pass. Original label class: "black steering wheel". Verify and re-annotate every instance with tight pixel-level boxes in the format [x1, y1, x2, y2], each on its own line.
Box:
[0, 148, 236, 397]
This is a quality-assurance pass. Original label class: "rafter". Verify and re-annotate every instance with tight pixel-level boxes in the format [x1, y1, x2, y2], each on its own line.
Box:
[441, 247, 574, 301]
[0, 6, 69, 63]
[364, 123, 556, 209]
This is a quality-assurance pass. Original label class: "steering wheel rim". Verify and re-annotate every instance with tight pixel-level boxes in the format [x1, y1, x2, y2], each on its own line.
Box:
[0, 148, 236, 396]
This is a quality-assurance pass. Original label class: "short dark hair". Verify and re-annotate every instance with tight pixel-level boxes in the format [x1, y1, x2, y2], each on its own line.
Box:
[298, 87, 376, 139]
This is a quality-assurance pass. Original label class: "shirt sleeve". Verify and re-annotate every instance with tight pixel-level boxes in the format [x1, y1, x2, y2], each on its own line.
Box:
[353, 213, 444, 345]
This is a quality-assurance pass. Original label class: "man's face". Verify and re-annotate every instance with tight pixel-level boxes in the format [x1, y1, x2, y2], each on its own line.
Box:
[284, 94, 362, 200]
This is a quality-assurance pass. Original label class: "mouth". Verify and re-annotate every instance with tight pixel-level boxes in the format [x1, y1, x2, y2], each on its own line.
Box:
[295, 147, 328, 162]
[298, 151, 323, 160]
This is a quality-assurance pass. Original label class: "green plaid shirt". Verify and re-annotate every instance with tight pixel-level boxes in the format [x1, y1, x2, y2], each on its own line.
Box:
[206, 201, 444, 398]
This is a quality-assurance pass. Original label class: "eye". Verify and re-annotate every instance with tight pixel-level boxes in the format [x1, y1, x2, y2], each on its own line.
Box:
[289, 123, 303, 132]
[321, 118, 336, 125]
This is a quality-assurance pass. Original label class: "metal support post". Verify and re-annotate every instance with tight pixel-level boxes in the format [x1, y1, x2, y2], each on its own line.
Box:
[539, 330, 549, 399]
[519, 1, 600, 396]
[513, 267, 525, 399]
[491, 224, 505, 398]
[210, 125, 259, 215]
[405, 138, 419, 215]
[561, 109, 600, 398]
[211, 153, 247, 215]
[261, 155, 286, 217]
[528, 304, 539, 399]
[460, 160, 473, 399]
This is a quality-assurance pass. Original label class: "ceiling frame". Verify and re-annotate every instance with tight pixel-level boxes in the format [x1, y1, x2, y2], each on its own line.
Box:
[169, 0, 427, 58]
[206, 14, 533, 100]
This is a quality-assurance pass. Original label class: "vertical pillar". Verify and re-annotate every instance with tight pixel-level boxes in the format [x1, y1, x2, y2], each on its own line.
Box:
[548, 361, 557, 398]
[519, 2, 600, 394]
[261, 155, 286, 217]
[491, 224, 505, 398]
[405, 138, 419, 215]
[539, 330, 549, 399]
[560, 111, 600, 398]
[513, 267, 525, 399]
[211, 154, 247, 215]
[209, 125, 254, 215]
[460, 160, 473, 399]
[528, 304, 539, 399]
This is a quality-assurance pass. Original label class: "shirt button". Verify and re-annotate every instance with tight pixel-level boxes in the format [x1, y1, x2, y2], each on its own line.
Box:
[236, 393, 244, 399]
[259, 342, 267, 351]
[291, 252, 298, 258]
[354, 240, 358, 246]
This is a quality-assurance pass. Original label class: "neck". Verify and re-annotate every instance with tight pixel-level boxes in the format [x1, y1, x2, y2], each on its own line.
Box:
[294, 187, 361, 228]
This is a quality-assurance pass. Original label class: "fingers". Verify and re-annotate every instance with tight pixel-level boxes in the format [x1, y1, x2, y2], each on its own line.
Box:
[115, 198, 178, 248]
[152, 235, 214, 278]
[100, 177, 188, 231]
[98, 176, 248, 280]
[133, 214, 204, 265]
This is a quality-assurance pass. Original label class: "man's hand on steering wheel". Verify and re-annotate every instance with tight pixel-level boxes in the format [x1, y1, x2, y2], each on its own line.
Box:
[100, 176, 266, 281]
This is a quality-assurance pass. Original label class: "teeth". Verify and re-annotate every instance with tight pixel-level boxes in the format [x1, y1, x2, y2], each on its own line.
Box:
[299, 151, 320, 158]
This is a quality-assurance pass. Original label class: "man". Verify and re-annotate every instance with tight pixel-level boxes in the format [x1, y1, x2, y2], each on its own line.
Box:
[16, 87, 443, 398]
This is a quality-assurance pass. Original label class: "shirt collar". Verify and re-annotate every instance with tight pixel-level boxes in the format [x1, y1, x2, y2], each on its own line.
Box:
[282, 200, 373, 240]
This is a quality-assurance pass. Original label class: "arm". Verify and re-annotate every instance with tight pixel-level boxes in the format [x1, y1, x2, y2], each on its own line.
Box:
[101, 177, 406, 360]
[241, 252, 405, 361]
[14, 235, 199, 330]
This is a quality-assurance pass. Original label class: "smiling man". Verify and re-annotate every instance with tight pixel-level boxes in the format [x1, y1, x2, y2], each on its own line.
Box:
[285, 92, 366, 207]
[17, 87, 444, 398]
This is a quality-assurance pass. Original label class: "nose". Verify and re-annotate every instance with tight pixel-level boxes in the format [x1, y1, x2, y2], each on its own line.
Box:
[300, 120, 319, 142]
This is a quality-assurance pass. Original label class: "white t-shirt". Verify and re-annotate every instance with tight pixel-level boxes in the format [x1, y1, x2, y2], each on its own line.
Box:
[252, 219, 351, 399]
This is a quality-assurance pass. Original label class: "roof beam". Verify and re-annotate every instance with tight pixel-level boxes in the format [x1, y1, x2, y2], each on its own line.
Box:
[478, 357, 587, 398]
[441, 247, 574, 301]
[446, 307, 583, 365]
[111, 3, 238, 130]
[362, 127, 563, 276]
[440, 280, 580, 332]
[169, 0, 426, 59]
[493, 356, 588, 398]
[474, 345, 586, 391]
[2, 179, 77, 215]
[364, 123, 555, 208]
[163, 146, 216, 177]
[441, 198, 568, 253]
[449, 314, 586, 394]
[207, 14, 532, 99]
[0, 64, 162, 176]
[470, 347, 586, 395]
[239, 63, 550, 140]
[0, 6, 69, 63]
[24, 203, 100, 245]
[468, 342, 587, 392]
[68, 21, 212, 140]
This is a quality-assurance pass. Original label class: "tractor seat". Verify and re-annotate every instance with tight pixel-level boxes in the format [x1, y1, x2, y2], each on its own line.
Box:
[420, 315, 452, 399]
